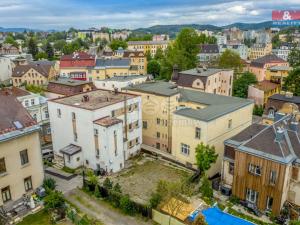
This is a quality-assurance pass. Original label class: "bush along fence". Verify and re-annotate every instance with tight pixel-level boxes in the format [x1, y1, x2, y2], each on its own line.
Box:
[66, 205, 101, 225]
[83, 177, 152, 219]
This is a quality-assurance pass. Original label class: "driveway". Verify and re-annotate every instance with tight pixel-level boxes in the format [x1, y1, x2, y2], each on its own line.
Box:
[45, 173, 83, 194]
[65, 189, 154, 225]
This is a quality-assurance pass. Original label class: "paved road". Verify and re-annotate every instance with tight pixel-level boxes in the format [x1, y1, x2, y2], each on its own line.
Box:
[45, 173, 83, 194]
[65, 189, 153, 225]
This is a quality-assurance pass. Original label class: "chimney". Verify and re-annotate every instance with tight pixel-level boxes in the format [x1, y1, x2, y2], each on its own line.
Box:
[290, 121, 299, 132]
[274, 112, 285, 122]
[171, 64, 179, 81]
[275, 127, 285, 142]
[82, 95, 89, 102]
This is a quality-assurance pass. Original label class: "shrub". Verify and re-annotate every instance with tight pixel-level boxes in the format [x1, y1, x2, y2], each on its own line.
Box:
[108, 190, 122, 208]
[103, 178, 113, 190]
[62, 166, 76, 174]
[193, 214, 208, 225]
[120, 195, 136, 215]
[149, 192, 162, 209]
[94, 185, 101, 198]
[290, 221, 300, 225]
[43, 178, 56, 193]
[229, 195, 240, 204]
[44, 191, 65, 211]
[113, 183, 122, 193]
[200, 176, 213, 199]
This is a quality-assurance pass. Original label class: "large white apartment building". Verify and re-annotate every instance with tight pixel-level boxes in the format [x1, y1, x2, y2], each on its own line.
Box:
[48, 89, 142, 173]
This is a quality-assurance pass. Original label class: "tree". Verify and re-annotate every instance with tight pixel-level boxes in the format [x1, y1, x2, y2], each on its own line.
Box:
[53, 40, 66, 51]
[44, 191, 65, 210]
[147, 60, 161, 78]
[200, 176, 213, 199]
[120, 195, 136, 215]
[36, 52, 48, 60]
[195, 143, 218, 176]
[193, 214, 208, 225]
[28, 37, 38, 59]
[103, 177, 113, 190]
[45, 42, 54, 59]
[218, 49, 243, 72]
[287, 48, 300, 67]
[4, 36, 19, 48]
[43, 178, 56, 193]
[109, 39, 127, 51]
[233, 72, 257, 98]
[113, 183, 122, 193]
[284, 68, 300, 96]
[145, 50, 152, 61]
[154, 47, 164, 60]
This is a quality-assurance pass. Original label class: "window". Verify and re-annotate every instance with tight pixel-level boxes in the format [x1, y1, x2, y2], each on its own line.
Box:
[1, 186, 11, 203]
[114, 131, 117, 156]
[25, 100, 29, 107]
[24, 176, 33, 191]
[31, 99, 35, 105]
[266, 196, 273, 211]
[156, 132, 160, 138]
[228, 119, 232, 129]
[94, 129, 98, 136]
[74, 132, 78, 142]
[111, 110, 115, 117]
[181, 143, 190, 155]
[246, 188, 258, 204]
[269, 171, 277, 185]
[129, 124, 132, 131]
[57, 109, 61, 118]
[248, 164, 261, 176]
[0, 158, 6, 174]
[72, 112, 76, 120]
[32, 114, 37, 121]
[136, 137, 139, 145]
[143, 121, 147, 129]
[229, 162, 234, 175]
[45, 110, 49, 119]
[20, 149, 29, 165]
[195, 127, 201, 139]
[156, 118, 160, 125]
[156, 143, 160, 149]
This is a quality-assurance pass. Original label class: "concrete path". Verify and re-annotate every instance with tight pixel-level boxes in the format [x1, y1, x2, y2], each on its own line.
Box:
[65, 189, 153, 225]
[45, 173, 83, 194]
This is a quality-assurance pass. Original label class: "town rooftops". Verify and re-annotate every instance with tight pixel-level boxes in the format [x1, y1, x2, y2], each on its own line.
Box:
[0, 87, 30, 97]
[95, 58, 130, 68]
[102, 75, 148, 82]
[199, 44, 219, 53]
[269, 65, 292, 72]
[60, 52, 96, 68]
[126, 81, 253, 122]
[12, 63, 52, 78]
[123, 51, 145, 58]
[59, 144, 81, 156]
[268, 94, 300, 104]
[94, 117, 123, 127]
[49, 78, 93, 87]
[60, 52, 95, 61]
[127, 40, 168, 45]
[50, 89, 137, 110]
[225, 115, 300, 164]
[0, 91, 37, 137]
[179, 68, 227, 77]
[250, 54, 286, 68]
[253, 80, 279, 92]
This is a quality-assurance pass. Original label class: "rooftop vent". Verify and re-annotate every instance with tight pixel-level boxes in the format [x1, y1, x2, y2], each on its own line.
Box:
[290, 121, 299, 132]
[285, 92, 293, 99]
[275, 127, 285, 142]
[82, 95, 89, 102]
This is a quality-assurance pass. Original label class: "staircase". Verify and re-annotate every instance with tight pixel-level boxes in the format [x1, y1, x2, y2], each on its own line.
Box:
[52, 155, 64, 169]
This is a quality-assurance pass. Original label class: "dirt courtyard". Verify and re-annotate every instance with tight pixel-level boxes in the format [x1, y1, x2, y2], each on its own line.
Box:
[108, 157, 192, 204]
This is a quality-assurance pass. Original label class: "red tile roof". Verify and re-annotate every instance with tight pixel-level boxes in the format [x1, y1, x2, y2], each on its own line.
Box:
[0, 92, 36, 135]
[250, 54, 287, 68]
[60, 52, 96, 68]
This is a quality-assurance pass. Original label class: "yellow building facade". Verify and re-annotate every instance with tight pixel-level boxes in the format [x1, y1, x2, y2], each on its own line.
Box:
[248, 43, 272, 60]
[127, 40, 169, 57]
[126, 82, 253, 177]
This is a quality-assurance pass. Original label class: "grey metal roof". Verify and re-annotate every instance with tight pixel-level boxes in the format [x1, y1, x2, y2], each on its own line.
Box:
[269, 94, 300, 104]
[95, 58, 130, 68]
[269, 65, 292, 71]
[60, 144, 82, 156]
[103, 75, 147, 82]
[126, 81, 253, 122]
[179, 68, 227, 77]
[50, 78, 92, 86]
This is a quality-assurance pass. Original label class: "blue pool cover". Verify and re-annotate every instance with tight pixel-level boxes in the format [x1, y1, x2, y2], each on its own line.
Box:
[202, 207, 254, 225]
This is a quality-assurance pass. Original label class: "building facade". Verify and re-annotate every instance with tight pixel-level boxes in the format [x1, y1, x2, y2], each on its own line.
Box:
[198, 44, 220, 63]
[12, 63, 57, 87]
[222, 115, 300, 217]
[127, 40, 169, 57]
[48, 90, 142, 173]
[248, 43, 272, 60]
[126, 81, 253, 177]
[0, 56, 13, 83]
[172, 67, 233, 96]
[0, 91, 44, 210]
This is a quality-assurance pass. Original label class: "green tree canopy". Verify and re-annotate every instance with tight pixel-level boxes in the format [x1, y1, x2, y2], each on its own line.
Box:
[44, 191, 65, 210]
[127, 33, 153, 41]
[36, 52, 48, 60]
[200, 175, 213, 199]
[288, 48, 300, 67]
[28, 37, 39, 59]
[4, 36, 19, 48]
[145, 50, 152, 61]
[109, 39, 127, 51]
[218, 49, 243, 72]
[53, 40, 67, 51]
[147, 60, 161, 78]
[195, 143, 218, 176]
[45, 42, 54, 59]
[233, 72, 257, 98]
[154, 47, 164, 60]
[284, 68, 300, 96]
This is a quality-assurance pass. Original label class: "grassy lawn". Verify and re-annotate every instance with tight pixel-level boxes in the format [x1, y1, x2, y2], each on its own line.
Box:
[109, 158, 192, 204]
[17, 209, 72, 225]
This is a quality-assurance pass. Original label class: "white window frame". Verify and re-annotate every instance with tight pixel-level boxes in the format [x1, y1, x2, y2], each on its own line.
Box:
[246, 188, 258, 204]
[181, 143, 190, 155]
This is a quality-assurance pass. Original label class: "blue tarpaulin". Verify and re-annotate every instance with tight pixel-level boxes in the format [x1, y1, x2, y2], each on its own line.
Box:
[202, 207, 254, 225]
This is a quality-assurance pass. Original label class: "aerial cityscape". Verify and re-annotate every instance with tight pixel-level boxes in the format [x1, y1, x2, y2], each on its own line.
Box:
[0, 1, 300, 225]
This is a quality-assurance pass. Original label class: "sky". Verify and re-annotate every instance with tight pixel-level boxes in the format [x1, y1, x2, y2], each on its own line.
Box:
[0, 0, 300, 30]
